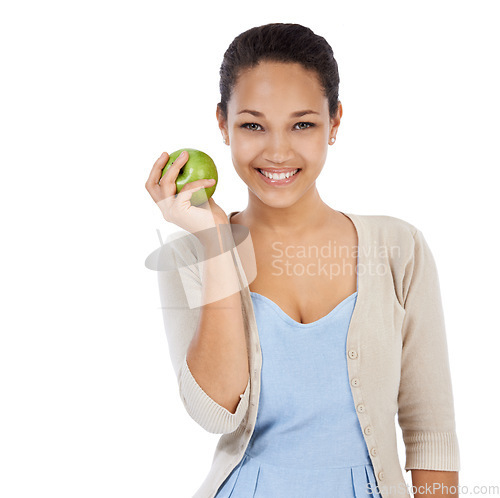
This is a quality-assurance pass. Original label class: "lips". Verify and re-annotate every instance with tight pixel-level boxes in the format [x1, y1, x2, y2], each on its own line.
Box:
[255, 167, 302, 186]
[255, 168, 301, 173]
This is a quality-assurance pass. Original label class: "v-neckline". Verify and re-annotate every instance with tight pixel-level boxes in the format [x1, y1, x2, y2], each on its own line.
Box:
[227, 210, 362, 328]
[250, 290, 358, 328]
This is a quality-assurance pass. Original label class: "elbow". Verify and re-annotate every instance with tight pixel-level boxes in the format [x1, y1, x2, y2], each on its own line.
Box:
[178, 356, 251, 434]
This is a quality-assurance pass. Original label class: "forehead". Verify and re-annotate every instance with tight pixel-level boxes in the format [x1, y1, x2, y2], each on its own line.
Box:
[229, 61, 327, 114]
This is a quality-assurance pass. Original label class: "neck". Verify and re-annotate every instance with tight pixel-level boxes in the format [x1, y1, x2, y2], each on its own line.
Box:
[243, 187, 334, 237]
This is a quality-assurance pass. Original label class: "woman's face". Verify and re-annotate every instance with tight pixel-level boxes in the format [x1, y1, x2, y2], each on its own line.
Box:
[217, 61, 342, 209]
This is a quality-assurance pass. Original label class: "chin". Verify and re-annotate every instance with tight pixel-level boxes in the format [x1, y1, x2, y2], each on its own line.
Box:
[252, 191, 300, 210]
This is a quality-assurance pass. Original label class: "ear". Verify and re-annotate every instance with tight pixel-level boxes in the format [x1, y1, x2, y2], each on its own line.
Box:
[329, 100, 343, 139]
[216, 104, 228, 138]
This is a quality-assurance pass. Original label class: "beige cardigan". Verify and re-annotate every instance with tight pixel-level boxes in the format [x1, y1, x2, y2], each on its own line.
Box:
[155, 211, 460, 498]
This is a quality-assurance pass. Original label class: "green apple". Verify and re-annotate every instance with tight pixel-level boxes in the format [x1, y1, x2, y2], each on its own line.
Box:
[161, 148, 218, 206]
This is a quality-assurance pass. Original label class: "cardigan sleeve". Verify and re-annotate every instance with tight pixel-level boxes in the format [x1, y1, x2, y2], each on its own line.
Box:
[155, 231, 250, 435]
[397, 228, 460, 472]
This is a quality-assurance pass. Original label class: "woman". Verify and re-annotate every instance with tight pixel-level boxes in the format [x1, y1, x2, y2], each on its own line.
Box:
[145, 23, 460, 498]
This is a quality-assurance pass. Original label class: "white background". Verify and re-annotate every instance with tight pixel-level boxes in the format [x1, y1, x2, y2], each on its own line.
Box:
[1, 0, 499, 497]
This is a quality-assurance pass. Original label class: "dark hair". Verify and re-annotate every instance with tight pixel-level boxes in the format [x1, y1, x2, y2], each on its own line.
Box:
[217, 23, 340, 121]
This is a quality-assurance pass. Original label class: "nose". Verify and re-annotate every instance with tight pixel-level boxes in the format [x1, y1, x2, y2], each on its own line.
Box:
[262, 131, 293, 164]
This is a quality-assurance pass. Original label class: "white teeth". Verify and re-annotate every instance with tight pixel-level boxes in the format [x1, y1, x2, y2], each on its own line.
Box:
[260, 169, 299, 180]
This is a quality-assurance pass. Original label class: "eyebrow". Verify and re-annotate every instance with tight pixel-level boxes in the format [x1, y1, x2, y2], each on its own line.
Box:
[236, 109, 320, 118]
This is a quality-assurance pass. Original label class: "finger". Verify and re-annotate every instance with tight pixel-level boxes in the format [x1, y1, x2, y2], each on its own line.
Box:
[158, 153, 195, 197]
[178, 178, 216, 193]
[174, 184, 207, 208]
[145, 152, 169, 187]
[161, 150, 189, 183]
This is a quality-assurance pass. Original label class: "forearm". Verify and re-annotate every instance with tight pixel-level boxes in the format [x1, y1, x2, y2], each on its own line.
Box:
[187, 222, 250, 414]
[410, 470, 459, 497]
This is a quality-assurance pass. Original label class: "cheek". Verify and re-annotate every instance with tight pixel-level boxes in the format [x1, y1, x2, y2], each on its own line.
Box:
[300, 134, 326, 159]
[231, 136, 260, 163]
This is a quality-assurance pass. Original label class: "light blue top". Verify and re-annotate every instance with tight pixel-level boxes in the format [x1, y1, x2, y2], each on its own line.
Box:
[215, 290, 381, 498]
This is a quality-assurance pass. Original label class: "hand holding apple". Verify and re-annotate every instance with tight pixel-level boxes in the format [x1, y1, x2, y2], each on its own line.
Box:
[145, 149, 228, 237]
[161, 148, 218, 207]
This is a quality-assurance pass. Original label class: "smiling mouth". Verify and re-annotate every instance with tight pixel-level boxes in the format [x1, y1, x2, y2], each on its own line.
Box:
[257, 168, 301, 180]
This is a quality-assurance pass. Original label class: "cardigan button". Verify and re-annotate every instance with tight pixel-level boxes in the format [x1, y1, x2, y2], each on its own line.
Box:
[351, 377, 360, 387]
[356, 403, 366, 413]
[378, 471, 385, 481]
[348, 349, 358, 359]
[364, 426, 373, 435]
[370, 447, 378, 456]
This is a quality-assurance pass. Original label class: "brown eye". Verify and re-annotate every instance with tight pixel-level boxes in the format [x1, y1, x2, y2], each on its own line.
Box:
[295, 122, 315, 130]
[241, 123, 262, 131]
